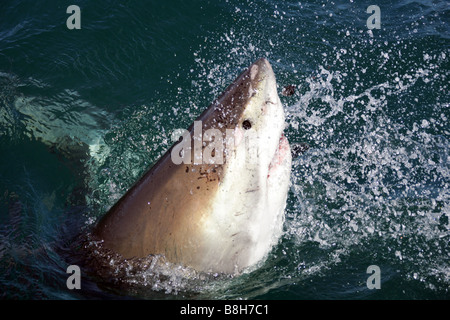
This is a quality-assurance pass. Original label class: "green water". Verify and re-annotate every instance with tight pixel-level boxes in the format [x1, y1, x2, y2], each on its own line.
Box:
[0, 0, 448, 299]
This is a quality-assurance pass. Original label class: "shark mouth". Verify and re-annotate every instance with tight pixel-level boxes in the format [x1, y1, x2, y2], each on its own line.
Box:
[268, 133, 290, 178]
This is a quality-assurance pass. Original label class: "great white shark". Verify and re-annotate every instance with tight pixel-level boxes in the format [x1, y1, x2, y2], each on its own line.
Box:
[92, 58, 292, 275]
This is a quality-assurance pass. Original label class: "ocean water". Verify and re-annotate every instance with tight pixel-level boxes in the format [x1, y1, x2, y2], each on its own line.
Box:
[0, 0, 448, 300]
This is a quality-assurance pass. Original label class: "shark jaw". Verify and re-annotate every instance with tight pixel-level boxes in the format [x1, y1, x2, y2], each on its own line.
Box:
[92, 58, 292, 275]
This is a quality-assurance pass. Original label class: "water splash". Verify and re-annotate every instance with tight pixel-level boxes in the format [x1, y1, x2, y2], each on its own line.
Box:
[284, 55, 449, 294]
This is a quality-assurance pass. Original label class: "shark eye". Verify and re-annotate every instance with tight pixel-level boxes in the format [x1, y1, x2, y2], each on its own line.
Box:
[242, 119, 252, 130]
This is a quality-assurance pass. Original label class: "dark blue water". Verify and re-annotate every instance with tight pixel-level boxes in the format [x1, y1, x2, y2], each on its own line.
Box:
[0, 0, 448, 300]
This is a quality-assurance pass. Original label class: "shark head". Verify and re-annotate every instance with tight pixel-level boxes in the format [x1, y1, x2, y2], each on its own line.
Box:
[93, 58, 291, 275]
[196, 58, 292, 273]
